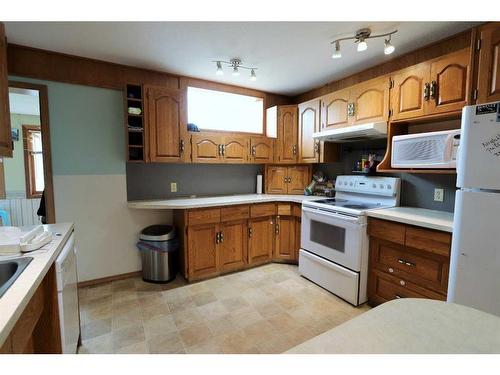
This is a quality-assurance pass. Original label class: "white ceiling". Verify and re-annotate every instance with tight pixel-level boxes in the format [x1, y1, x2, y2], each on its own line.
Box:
[4, 22, 478, 96]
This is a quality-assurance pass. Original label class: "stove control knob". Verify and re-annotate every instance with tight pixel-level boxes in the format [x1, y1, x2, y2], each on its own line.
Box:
[379, 184, 384, 188]
[386, 184, 392, 189]
[372, 183, 377, 188]
[349, 182, 354, 186]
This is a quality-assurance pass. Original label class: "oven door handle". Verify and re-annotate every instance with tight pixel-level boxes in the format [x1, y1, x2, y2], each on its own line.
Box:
[302, 206, 361, 223]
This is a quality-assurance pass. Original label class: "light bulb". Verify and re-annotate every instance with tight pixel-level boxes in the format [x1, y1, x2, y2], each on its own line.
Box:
[215, 61, 224, 75]
[232, 66, 240, 76]
[250, 69, 257, 81]
[332, 41, 341, 59]
[384, 38, 395, 55]
[357, 39, 367, 52]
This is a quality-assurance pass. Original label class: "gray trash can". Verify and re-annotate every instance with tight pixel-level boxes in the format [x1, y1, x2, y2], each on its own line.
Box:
[137, 225, 179, 283]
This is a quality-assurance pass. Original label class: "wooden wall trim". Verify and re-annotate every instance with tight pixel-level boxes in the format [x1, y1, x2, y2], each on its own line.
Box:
[77, 271, 142, 288]
[293, 29, 474, 103]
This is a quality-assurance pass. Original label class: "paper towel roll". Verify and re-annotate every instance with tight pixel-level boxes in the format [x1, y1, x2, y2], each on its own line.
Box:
[256, 174, 263, 194]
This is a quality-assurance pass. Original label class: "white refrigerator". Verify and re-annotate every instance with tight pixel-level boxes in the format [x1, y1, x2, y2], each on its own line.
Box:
[448, 101, 500, 316]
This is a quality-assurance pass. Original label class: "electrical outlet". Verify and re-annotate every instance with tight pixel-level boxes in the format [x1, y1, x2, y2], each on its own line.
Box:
[434, 188, 444, 202]
[170, 182, 177, 193]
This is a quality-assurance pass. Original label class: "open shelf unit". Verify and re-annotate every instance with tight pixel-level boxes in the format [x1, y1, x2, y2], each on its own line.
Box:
[124, 84, 145, 162]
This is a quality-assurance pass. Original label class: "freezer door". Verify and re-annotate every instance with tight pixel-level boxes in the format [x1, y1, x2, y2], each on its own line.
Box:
[457, 103, 500, 190]
[448, 190, 500, 316]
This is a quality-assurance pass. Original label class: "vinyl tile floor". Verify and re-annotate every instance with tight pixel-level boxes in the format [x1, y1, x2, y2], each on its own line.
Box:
[77, 263, 370, 354]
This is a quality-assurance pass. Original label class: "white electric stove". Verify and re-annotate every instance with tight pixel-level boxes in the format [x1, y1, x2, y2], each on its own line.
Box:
[299, 175, 401, 306]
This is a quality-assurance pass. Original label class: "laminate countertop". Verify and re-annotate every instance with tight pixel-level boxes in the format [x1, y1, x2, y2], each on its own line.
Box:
[128, 194, 325, 210]
[0, 223, 74, 347]
[367, 206, 454, 232]
[287, 299, 500, 354]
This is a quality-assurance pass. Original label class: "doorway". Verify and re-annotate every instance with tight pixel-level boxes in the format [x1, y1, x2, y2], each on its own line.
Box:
[0, 81, 55, 225]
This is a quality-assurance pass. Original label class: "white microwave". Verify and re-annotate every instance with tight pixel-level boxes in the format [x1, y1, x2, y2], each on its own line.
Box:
[391, 129, 460, 169]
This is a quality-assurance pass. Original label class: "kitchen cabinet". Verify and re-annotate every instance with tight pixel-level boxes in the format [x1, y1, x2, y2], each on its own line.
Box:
[219, 219, 248, 272]
[248, 216, 275, 265]
[0, 22, 12, 158]
[475, 22, 500, 104]
[367, 218, 451, 306]
[190, 133, 221, 163]
[145, 85, 189, 163]
[187, 223, 220, 280]
[274, 215, 296, 261]
[250, 137, 274, 163]
[264, 165, 312, 195]
[320, 88, 350, 131]
[298, 98, 320, 163]
[276, 105, 298, 163]
[222, 135, 248, 163]
[350, 76, 390, 125]
[389, 48, 471, 121]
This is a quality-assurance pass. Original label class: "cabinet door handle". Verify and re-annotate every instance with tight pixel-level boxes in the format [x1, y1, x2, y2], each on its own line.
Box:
[397, 258, 415, 267]
[221, 144, 225, 156]
[430, 80, 437, 100]
[220, 232, 224, 243]
[292, 145, 297, 155]
[215, 232, 220, 244]
[283, 177, 287, 183]
[423, 82, 430, 101]
[288, 177, 292, 183]
[275, 223, 280, 235]
[395, 294, 402, 299]
[248, 227, 253, 238]
[180, 139, 185, 153]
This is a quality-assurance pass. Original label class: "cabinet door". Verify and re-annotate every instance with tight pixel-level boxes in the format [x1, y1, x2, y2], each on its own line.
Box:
[298, 99, 320, 163]
[274, 216, 296, 261]
[0, 23, 12, 158]
[219, 219, 248, 272]
[476, 23, 500, 103]
[222, 135, 247, 163]
[287, 165, 310, 195]
[188, 223, 219, 280]
[248, 217, 274, 265]
[250, 137, 274, 163]
[145, 85, 188, 162]
[350, 76, 390, 125]
[390, 63, 429, 121]
[277, 106, 298, 163]
[320, 89, 350, 130]
[428, 48, 471, 115]
[191, 133, 222, 163]
[265, 165, 287, 194]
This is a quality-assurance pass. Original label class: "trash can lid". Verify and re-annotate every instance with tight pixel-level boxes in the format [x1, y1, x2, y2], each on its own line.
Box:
[139, 225, 176, 241]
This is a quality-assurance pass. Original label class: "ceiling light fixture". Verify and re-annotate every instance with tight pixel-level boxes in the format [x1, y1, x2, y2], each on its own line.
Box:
[331, 41, 341, 59]
[212, 58, 257, 81]
[330, 28, 397, 59]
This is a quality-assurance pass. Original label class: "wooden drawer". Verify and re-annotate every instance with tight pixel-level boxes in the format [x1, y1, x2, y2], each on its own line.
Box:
[188, 208, 221, 225]
[368, 218, 405, 245]
[277, 203, 292, 216]
[220, 205, 250, 222]
[369, 269, 446, 306]
[250, 203, 276, 218]
[291, 203, 302, 218]
[11, 284, 44, 353]
[405, 226, 451, 257]
[371, 239, 449, 293]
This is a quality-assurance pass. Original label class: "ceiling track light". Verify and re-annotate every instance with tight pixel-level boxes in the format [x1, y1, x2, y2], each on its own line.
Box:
[212, 58, 258, 81]
[330, 28, 397, 59]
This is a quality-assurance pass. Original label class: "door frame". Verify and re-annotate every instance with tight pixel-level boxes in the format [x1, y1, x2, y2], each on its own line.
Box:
[9, 80, 55, 224]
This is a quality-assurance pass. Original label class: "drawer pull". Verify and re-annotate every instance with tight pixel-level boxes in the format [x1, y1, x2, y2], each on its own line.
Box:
[388, 267, 394, 273]
[397, 258, 415, 267]
[395, 294, 402, 299]
[399, 280, 406, 286]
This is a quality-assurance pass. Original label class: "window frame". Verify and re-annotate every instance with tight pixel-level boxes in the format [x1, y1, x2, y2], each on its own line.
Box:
[184, 78, 268, 136]
[22, 125, 44, 199]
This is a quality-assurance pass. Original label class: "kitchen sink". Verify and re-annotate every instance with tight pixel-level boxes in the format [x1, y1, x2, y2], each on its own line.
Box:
[0, 257, 33, 298]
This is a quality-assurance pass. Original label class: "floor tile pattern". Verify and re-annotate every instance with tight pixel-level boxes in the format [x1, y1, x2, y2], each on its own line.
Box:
[78, 263, 370, 354]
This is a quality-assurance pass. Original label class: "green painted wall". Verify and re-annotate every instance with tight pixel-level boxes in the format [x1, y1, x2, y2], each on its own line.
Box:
[3, 114, 41, 194]
[9, 76, 125, 176]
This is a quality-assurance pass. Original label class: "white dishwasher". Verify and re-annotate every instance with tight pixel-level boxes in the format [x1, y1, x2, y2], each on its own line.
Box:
[55, 232, 80, 354]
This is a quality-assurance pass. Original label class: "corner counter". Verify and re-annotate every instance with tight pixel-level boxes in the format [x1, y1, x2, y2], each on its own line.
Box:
[367, 207, 453, 232]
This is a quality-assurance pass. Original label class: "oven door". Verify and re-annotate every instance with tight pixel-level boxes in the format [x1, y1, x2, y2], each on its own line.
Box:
[301, 206, 365, 271]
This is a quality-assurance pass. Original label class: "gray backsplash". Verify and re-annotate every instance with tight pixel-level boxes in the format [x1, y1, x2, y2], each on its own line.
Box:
[127, 163, 263, 200]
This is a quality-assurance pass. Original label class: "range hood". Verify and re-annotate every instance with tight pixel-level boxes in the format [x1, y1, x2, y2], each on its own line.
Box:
[312, 122, 387, 142]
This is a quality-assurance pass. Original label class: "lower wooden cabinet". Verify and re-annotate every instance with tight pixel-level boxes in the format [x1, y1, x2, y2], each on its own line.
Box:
[176, 202, 302, 281]
[367, 218, 451, 306]
[264, 165, 312, 195]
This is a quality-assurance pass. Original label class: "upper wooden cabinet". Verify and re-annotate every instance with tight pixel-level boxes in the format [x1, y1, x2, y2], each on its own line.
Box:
[288, 165, 310, 194]
[475, 22, 500, 104]
[0, 23, 12, 158]
[390, 48, 471, 121]
[298, 98, 320, 163]
[265, 165, 288, 194]
[145, 85, 189, 162]
[222, 135, 248, 163]
[264, 165, 311, 195]
[350, 76, 390, 125]
[277, 105, 298, 163]
[191, 133, 221, 163]
[250, 137, 274, 163]
[320, 88, 350, 131]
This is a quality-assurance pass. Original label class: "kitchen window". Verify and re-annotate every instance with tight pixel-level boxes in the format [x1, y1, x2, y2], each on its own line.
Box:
[22, 125, 44, 198]
[187, 86, 264, 134]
